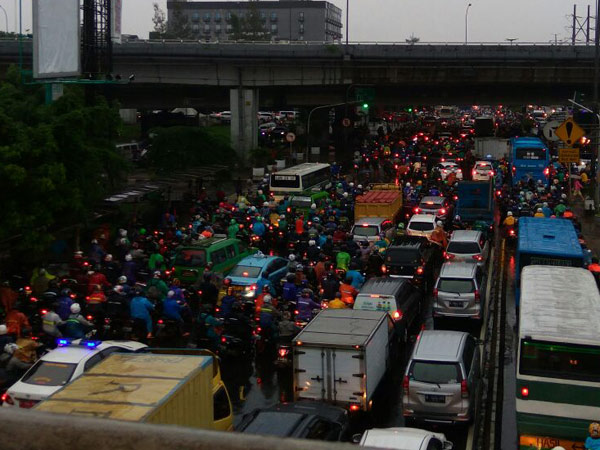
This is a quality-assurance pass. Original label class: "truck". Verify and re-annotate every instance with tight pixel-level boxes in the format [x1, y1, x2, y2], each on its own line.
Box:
[473, 137, 509, 160]
[35, 352, 233, 431]
[474, 116, 495, 137]
[454, 180, 494, 230]
[354, 189, 402, 222]
[293, 309, 395, 412]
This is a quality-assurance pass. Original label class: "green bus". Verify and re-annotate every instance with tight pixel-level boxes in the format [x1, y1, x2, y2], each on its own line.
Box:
[173, 236, 256, 284]
[288, 190, 329, 215]
[517, 265, 600, 450]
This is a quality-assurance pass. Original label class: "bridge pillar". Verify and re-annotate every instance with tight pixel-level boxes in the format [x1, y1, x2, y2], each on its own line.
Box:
[230, 88, 258, 161]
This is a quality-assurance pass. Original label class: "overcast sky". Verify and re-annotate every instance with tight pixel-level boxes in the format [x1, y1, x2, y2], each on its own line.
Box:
[5, 0, 593, 43]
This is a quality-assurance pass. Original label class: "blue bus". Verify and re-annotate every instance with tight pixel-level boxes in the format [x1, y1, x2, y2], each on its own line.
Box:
[510, 137, 550, 186]
[515, 217, 584, 305]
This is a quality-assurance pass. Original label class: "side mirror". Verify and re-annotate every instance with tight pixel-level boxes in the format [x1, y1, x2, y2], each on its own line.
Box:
[352, 433, 362, 444]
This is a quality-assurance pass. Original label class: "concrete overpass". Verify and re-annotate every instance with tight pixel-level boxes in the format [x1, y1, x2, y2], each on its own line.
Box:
[2, 39, 597, 154]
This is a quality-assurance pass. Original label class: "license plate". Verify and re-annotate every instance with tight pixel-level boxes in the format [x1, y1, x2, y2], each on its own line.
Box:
[449, 301, 463, 307]
[424, 394, 445, 403]
[182, 270, 197, 277]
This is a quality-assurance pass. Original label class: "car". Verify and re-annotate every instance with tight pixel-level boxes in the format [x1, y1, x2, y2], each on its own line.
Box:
[406, 214, 437, 239]
[225, 254, 288, 298]
[258, 111, 274, 122]
[2, 339, 147, 408]
[444, 230, 489, 268]
[471, 160, 494, 181]
[402, 330, 481, 425]
[415, 196, 453, 222]
[383, 236, 440, 292]
[433, 262, 486, 322]
[210, 111, 231, 122]
[357, 427, 453, 450]
[437, 162, 463, 180]
[351, 217, 395, 243]
[237, 400, 350, 441]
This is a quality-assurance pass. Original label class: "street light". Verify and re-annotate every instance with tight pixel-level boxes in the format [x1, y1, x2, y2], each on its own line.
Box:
[506, 38, 518, 46]
[0, 5, 8, 34]
[464, 3, 472, 44]
[345, 0, 349, 45]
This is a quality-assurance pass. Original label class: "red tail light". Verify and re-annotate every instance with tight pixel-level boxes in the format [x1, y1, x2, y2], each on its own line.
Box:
[414, 207, 420, 213]
[472, 254, 483, 261]
[250, 284, 257, 291]
[157, 319, 164, 324]
[278, 348, 289, 357]
[512, 166, 516, 172]
[1, 392, 13, 405]
[521, 386, 529, 398]
[439, 208, 446, 215]
[30, 297, 38, 303]
[416, 266, 424, 275]
[489, 170, 495, 176]
[392, 310, 403, 320]
[86, 315, 93, 321]
[221, 336, 227, 343]
[509, 228, 515, 236]
[474, 290, 480, 303]
[472, 169, 476, 177]
[350, 404, 361, 412]
[461, 380, 469, 398]
[433, 288, 438, 298]
[544, 167, 550, 176]
[41, 309, 48, 315]
[381, 264, 387, 274]
[403, 376, 410, 395]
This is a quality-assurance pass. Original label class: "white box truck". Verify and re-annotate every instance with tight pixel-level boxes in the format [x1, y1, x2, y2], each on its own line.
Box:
[473, 137, 509, 160]
[293, 309, 395, 412]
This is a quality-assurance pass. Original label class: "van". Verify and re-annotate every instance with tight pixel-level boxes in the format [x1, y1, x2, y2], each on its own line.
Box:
[354, 277, 424, 344]
[402, 330, 481, 426]
[173, 237, 256, 284]
[357, 427, 453, 449]
[288, 191, 329, 216]
[406, 215, 437, 239]
[351, 217, 394, 243]
[445, 230, 490, 268]
[433, 262, 486, 322]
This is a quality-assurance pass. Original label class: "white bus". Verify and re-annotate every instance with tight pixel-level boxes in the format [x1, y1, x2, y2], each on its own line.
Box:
[269, 163, 331, 199]
[516, 265, 600, 450]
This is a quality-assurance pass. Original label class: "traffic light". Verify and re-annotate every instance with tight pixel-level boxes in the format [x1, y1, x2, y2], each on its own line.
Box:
[407, 107, 413, 113]
[362, 103, 369, 109]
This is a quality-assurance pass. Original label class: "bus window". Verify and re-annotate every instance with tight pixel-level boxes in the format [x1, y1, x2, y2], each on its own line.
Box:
[515, 147, 546, 160]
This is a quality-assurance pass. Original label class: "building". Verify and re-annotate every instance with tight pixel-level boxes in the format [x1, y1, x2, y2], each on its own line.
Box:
[166, 1, 343, 42]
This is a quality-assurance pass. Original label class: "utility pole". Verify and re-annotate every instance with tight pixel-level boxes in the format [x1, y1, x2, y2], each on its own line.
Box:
[594, 0, 600, 208]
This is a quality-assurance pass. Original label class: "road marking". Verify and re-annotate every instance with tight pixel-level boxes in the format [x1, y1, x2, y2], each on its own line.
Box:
[482, 246, 495, 341]
[466, 421, 475, 450]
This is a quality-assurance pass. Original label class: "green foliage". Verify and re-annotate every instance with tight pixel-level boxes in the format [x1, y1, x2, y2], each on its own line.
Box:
[0, 68, 124, 253]
[167, 3, 195, 39]
[147, 126, 236, 172]
[229, 3, 270, 41]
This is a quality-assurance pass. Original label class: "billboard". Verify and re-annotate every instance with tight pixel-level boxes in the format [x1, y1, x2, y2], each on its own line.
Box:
[33, 0, 80, 79]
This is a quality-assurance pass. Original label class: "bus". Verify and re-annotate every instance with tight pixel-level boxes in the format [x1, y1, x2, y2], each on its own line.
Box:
[515, 217, 584, 305]
[517, 265, 600, 450]
[269, 163, 331, 199]
[510, 137, 550, 186]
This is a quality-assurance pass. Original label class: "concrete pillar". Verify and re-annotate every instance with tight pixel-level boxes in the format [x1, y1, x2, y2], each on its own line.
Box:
[230, 88, 259, 161]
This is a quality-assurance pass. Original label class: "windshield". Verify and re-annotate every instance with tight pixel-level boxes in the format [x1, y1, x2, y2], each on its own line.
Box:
[409, 221, 435, 231]
[385, 249, 420, 265]
[228, 265, 262, 278]
[175, 249, 207, 267]
[438, 278, 475, 294]
[515, 147, 547, 160]
[447, 242, 481, 254]
[290, 197, 312, 208]
[353, 225, 379, 237]
[22, 361, 77, 386]
[410, 361, 460, 384]
[520, 340, 600, 382]
[419, 201, 443, 210]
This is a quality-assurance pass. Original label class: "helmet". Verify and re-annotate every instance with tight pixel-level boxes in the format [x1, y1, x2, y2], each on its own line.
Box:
[507, 211, 513, 216]
[263, 294, 272, 304]
[256, 216, 263, 222]
[349, 182, 354, 187]
[309, 240, 316, 246]
[230, 219, 237, 225]
[117, 276, 127, 284]
[454, 215, 461, 221]
[60, 288, 72, 297]
[295, 264, 304, 271]
[288, 254, 296, 261]
[105, 254, 113, 262]
[120, 229, 127, 237]
[313, 217, 321, 223]
[337, 183, 343, 188]
[301, 288, 312, 297]
[343, 192, 349, 198]
[258, 190, 263, 195]
[397, 223, 405, 229]
[378, 247, 386, 254]
[250, 206, 257, 212]
[70, 303, 81, 314]
[405, 182, 411, 187]
[357, 184, 363, 189]
[0, 324, 7, 335]
[436, 221, 443, 227]
[286, 274, 296, 283]
[153, 271, 161, 278]
[537, 208, 543, 212]
[417, 180, 422, 186]
[125, 254, 133, 262]
[561, 193, 567, 199]
[590, 422, 600, 438]
[263, 202, 269, 207]
[551, 447, 566, 450]
[280, 214, 285, 219]
[91, 239, 98, 244]
[310, 203, 317, 210]
[167, 290, 175, 298]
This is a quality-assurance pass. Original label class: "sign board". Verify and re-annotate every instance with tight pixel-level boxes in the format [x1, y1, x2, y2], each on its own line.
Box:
[519, 435, 585, 450]
[355, 87, 375, 103]
[555, 117, 586, 145]
[542, 120, 561, 142]
[342, 118, 351, 127]
[558, 147, 580, 164]
[285, 132, 296, 143]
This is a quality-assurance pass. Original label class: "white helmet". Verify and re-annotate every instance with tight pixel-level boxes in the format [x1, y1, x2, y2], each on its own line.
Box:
[288, 254, 296, 261]
[280, 214, 285, 219]
[357, 184, 363, 189]
[311, 203, 317, 210]
[117, 276, 127, 284]
[507, 211, 513, 216]
[561, 193, 567, 199]
[125, 254, 133, 262]
[308, 240, 316, 246]
[263, 294, 272, 304]
[343, 192, 349, 198]
[70, 303, 81, 314]
[537, 208, 543, 212]
[167, 290, 175, 298]
[119, 229, 127, 237]
[0, 324, 7, 335]
[263, 201, 269, 207]
[349, 182, 354, 187]
[105, 254, 113, 262]
[436, 221, 443, 227]
[258, 190, 263, 195]
[406, 182, 411, 187]
[91, 239, 98, 244]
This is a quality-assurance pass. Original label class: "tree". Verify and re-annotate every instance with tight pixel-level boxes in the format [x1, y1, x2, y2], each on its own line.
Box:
[405, 34, 420, 45]
[167, 3, 195, 39]
[152, 3, 167, 34]
[0, 66, 124, 255]
[230, 3, 270, 41]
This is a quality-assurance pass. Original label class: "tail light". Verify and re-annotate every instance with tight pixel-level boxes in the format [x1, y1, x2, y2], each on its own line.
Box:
[433, 288, 438, 299]
[104, 318, 111, 324]
[416, 266, 424, 275]
[472, 170, 476, 177]
[1, 392, 14, 405]
[403, 376, 410, 395]
[439, 208, 446, 215]
[221, 336, 227, 343]
[349, 404, 361, 412]
[86, 315, 93, 321]
[157, 319, 164, 324]
[414, 207, 421, 213]
[521, 386, 529, 399]
[278, 348, 290, 357]
[472, 254, 483, 261]
[512, 166, 516, 172]
[381, 264, 387, 274]
[544, 167, 549, 176]
[489, 170, 495, 176]
[474, 290, 480, 303]
[294, 310, 299, 315]
[250, 284, 257, 291]
[392, 310, 403, 320]
[461, 380, 469, 398]
[30, 297, 38, 303]
[509, 228, 515, 236]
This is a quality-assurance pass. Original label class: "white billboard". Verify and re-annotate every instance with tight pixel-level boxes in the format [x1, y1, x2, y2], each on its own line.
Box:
[33, 0, 80, 79]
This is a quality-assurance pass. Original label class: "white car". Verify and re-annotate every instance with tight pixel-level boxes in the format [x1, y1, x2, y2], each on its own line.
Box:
[472, 160, 495, 181]
[2, 339, 147, 408]
[358, 427, 453, 450]
[438, 162, 463, 180]
[406, 214, 437, 239]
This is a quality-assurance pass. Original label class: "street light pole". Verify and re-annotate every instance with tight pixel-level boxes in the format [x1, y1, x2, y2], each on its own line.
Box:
[307, 101, 360, 162]
[593, 0, 600, 208]
[0, 5, 8, 34]
[345, 0, 349, 46]
[464, 3, 472, 44]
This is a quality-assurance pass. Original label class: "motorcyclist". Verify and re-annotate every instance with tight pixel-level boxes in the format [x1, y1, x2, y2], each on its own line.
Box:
[503, 211, 517, 227]
[146, 271, 169, 303]
[163, 290, 184, 323]
[336, 245, 351, 272]
[252, 216, 266, 237]
[197, 304, 223, 350]
[306, 240, 321, 261]
[396, 222, 406, 238]
[102, 254, 121, 285]
[278, 311, 301, 342]
[339, 277, 359, 307]
[5, 307, 30, 339]
[87, 267, 110, 295]
[227, 219, 240, 239]
[63, 303, 93, 339]
[282, 274, 299, 303]
[41, 303, 64, 339]
[327, 292, 347, 309]
[296, 289, 320, 321]
[586, 422, 600, 450]
[122, 254, 138, 286]
[430, 221, 448, 249]
[105, 285, 130, 321]
[346, 263, 365, 289]
[130, 290, 155, 340]
[56, 288, 74, 321]
[219, 287, 236, 318]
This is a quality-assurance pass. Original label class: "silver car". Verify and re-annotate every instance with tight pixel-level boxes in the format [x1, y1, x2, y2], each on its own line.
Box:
[445, 230, 489, 268]
[402, 330, 481, 425]
[351, 217, 394, 243]
[433, 262, 486, 322]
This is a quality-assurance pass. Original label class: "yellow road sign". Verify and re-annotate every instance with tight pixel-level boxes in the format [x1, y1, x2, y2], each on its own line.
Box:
[519, 434, 586, 450]
[558, 147, 580, 164]
[555, 117, 586, 145]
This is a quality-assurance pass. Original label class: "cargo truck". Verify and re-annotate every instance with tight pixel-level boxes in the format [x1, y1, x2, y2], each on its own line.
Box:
[473, 137, 509, 160]
[293, 309, 396, 412]
[454, 180, 495, 233]
[35, 352, 233, 431]
[352, 190, 402, 241]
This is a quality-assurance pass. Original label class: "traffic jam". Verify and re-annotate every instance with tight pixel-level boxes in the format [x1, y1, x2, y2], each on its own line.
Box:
[1, 105, 599, 450]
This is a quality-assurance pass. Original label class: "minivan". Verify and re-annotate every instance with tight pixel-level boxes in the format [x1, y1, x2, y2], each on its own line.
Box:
[433, 262, 486, 322]
[444, 230, 489, 268]
[354, 277, 424, 344]
[406, 215, 437, 239]
[402, 330, 481, 425]
[351, 217, 394, 243]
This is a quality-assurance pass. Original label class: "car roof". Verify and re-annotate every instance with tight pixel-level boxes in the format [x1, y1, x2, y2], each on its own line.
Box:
[236, 254, 283, 268]
[390, 236, 428, 249]
[419, 196, 445, 205]
[41, 340, 146, 364]
[409, 214, 437, 223]
[355, 217, 387, 226]
[359, 277, 409, 296]
[361, 427, 444, 449]
[413, 330, 468, 361]
[475, 160, 492, 165]
[450, 230, 482, 242]
[439, 262, 478, 278]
